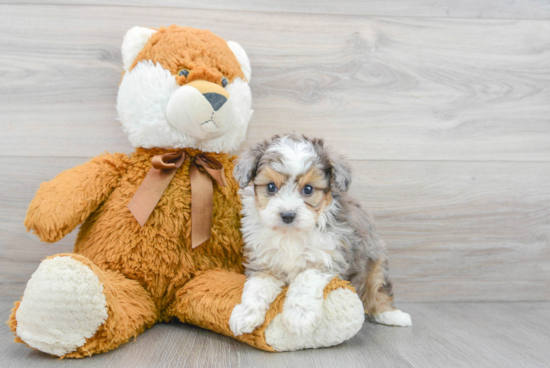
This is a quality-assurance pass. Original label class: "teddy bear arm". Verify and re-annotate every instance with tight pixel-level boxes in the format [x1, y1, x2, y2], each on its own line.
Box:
[24, 153, 129, 243]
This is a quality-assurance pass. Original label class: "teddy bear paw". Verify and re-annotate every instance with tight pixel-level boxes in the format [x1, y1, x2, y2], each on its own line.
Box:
[281, 301, 322, 336]
[264, 287, 365, 351]
[229, 303, 266, 336]
[15, 256, 108, 356]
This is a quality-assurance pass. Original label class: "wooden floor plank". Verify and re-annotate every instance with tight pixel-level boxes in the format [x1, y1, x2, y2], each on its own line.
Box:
[1, 300, 549, 368]
[2, 0, 550, 20]
[2, 157, 548, 302]
[0, 5, 549, 161]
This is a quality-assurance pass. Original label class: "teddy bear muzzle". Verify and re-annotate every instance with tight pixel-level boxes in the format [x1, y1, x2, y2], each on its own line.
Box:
[166, 80, 232, 141]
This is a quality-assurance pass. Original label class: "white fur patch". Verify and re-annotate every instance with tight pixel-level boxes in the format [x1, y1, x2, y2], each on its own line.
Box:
[227, 41, 251, 81]
[15, 256, 108, 356]
[229, 272, 285, 336]
[282, 269, 335, 336]
[374, 309, 412, 327]
[121, 26, 156, 72]
[117, 60, 252, 153]
[240, 185, 346, 282]
[265, 288, 365, 351]
[267, 137, 317, 178]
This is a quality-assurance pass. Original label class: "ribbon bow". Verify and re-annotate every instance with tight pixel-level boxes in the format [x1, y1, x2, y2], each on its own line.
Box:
[127, 150, 227, 248]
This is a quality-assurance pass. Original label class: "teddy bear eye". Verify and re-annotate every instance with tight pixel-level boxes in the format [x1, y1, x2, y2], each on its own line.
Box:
[178, 68, 189, 77]
[221, 76, 228, 87]
[303, 184, 314, 196]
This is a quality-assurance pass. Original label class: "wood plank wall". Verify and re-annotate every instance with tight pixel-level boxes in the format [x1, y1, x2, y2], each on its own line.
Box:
[0, 1, 549, 302]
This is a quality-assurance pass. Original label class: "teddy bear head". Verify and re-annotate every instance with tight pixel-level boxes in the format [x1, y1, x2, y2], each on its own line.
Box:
[117, 25, 253, 153]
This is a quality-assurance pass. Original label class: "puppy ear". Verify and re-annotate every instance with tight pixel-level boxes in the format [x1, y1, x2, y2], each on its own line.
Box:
[234, 141, 268, 189]
[311, 137, 352, 193]
[121, 26, 156, 72]
[329, 153, 353, 192]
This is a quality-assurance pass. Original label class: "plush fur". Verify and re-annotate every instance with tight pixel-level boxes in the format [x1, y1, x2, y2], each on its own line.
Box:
[8, 26, 365, 357]
[14, 256, 109, 356]
[11, 148, 244, 357]
[117, 25, 253, 152]
[265, 287, 365, 351]
[121, 26, 157, 72]
[229, 134, 411, 337]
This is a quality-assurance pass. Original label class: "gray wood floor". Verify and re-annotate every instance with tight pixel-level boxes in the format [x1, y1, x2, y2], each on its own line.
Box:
[2, 299, 549, 368]
[1, 0, 549, 366]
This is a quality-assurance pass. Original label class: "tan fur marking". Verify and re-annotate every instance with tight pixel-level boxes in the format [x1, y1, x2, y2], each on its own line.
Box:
[186, 80, 229, 98]
[311, 191, 332, 215]
[362, 259, 394, 316]
[131, 25, 244, 86]
[254, 166, 288, 188]
[297, 168, 328, 191]
[298, 168, 331, 214]
[254, 167, 288, 210]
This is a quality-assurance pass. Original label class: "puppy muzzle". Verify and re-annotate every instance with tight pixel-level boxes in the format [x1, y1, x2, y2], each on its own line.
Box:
[165, 80, 231, 141]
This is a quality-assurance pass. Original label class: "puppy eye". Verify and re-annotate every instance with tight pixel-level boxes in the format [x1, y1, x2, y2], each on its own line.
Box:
[266, 182, 278, 194]
[178, 68, 190, 77]
[303, 184, 314, 196]
[221, 76, 229, 87]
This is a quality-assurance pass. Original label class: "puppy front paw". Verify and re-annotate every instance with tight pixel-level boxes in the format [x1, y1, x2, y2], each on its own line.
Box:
[281, 301, 323, 336]
[229, 304, 266, 336]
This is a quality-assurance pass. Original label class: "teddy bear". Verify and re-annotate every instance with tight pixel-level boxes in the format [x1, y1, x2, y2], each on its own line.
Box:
[7, 25, 365, 357]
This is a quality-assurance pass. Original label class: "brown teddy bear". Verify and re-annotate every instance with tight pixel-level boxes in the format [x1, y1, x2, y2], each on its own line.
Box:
[8, 25, 365, 357]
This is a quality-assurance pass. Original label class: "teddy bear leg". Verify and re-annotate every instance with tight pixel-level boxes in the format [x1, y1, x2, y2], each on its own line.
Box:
[167, 270, 364, 352]
[8, 253, 157, 358]
[263, 277, 366, 351]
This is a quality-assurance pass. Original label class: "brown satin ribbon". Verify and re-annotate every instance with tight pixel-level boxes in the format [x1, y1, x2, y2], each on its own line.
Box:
[127, 150, 227, 248]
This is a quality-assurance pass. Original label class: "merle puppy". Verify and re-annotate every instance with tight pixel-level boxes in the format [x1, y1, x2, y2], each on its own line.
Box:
[229, 134, 411, 336]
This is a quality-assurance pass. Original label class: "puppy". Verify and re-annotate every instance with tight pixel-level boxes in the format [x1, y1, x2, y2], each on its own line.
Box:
[229, 134, 411, 337]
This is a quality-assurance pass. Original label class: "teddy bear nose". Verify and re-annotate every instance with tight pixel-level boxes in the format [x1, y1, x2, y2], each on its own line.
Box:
[203, 93, 227, 111]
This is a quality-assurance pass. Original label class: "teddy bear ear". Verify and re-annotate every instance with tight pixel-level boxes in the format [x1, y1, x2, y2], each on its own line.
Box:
[227, 41, 251, 82]
[121, 26, 157, 72]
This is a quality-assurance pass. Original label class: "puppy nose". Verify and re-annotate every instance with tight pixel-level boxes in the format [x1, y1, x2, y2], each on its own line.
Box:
[203, 93, 227, 111]
[280, 212, 296, 224]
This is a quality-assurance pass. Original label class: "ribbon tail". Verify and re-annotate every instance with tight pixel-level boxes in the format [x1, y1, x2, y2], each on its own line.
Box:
[128, 167, 178, 227]
[128, 150, 186, 227]
[190, 164, 214, 248]
[195, 155, 227, 188]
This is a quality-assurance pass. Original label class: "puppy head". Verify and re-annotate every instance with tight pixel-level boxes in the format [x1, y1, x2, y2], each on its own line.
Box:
[234, 134, 352, 231]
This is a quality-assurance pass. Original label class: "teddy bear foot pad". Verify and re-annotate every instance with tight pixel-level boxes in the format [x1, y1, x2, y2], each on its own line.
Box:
[265, 287, 365, 351]
[14, 256, 108, 356]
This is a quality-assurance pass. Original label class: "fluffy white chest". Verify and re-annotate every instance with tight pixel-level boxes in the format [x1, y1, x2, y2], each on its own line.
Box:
[241, 214, 344, 283]
[240, 184, 347, 283]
